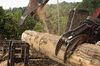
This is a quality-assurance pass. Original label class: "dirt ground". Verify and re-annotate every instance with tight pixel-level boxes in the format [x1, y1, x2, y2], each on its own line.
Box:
[0, 59, 64, 66]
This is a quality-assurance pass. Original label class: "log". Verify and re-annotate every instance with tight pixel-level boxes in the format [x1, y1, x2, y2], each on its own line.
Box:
[21, 30, 100, 66]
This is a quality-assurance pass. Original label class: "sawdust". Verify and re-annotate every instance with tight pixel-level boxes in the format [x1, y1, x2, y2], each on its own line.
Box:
[0, 60, 24, 66]
[0, 60, 7, 66]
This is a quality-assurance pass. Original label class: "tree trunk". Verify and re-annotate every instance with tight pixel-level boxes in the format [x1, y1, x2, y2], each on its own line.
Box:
[21, 30, 100, 66]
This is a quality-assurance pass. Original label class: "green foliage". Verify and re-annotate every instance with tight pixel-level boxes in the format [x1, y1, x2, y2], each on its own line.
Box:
[0, 7, 19, 39]
[45, 2, 78, 35]
[0, 2, 79, 39]
[0, 7, 37, 39]
[34, 22, 43, 32]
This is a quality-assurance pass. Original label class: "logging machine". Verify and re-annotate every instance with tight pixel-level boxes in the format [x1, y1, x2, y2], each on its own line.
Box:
[55, 0, 100, 63]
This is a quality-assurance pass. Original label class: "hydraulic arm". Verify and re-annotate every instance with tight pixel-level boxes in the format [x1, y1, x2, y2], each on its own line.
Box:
[19, 0, 49, 26]
[56, 16, 100, 63]
[55, 0, 100, 63]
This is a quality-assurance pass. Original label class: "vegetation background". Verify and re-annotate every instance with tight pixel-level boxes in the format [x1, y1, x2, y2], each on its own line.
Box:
[0, 1, 79, 39]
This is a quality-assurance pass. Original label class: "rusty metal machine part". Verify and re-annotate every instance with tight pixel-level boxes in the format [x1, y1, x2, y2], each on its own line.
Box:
[0, 40, 52, 66]
[7, 40, 29, 66]
[55, 17, 100, 63]
[19, 0, 49, 26]
[65, 9, 89, 32]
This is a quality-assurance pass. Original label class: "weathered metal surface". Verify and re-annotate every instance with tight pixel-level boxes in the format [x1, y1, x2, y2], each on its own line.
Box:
[63, 34, 88, 63]
[56, 17, 100, 63]
[65, 9, 89, 32]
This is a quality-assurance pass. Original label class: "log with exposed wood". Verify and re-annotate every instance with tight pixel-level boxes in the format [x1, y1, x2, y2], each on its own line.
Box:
[21, 30, 100, 66]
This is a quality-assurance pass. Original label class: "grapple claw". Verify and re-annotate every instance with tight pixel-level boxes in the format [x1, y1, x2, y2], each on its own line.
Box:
[55, 31, 72, 55]
[55, 38, 64, 55]
[63, 34, 88, 63]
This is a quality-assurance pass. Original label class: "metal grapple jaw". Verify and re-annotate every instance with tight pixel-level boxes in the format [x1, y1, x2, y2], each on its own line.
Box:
[55, 17, 100, 63]
[55, 23, 89, 56]
[55, 31, 72, 56]
[55, 23, 88, 56]
[63, 34, 88, 63]
[55, 33, 89, 63]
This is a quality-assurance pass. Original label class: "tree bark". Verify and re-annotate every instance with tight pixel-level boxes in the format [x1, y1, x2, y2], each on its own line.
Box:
[21, 30, 100, 66]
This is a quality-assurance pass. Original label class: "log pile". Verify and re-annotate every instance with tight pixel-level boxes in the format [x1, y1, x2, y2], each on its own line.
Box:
[21, 30, 100, 66]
